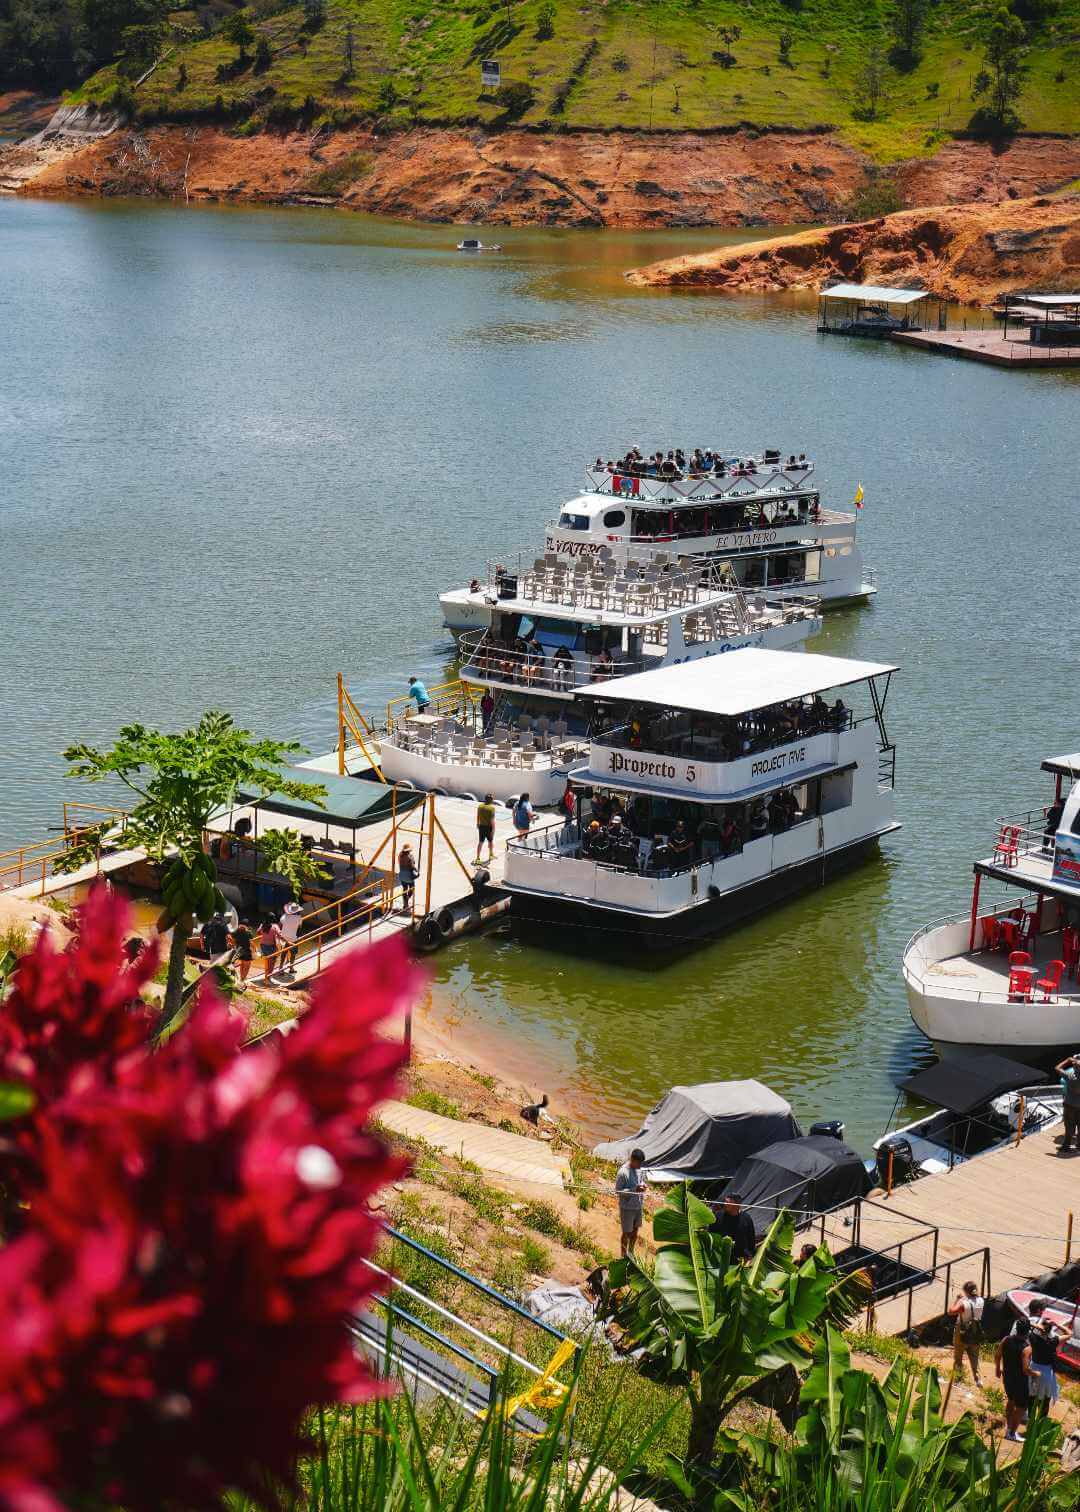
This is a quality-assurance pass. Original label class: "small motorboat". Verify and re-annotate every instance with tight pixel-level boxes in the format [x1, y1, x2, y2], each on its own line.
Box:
[457, 237, 502, 252]
[1007, 1289, 1080, 1372]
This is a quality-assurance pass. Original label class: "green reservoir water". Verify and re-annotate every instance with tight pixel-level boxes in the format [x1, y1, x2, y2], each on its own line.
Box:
[2, 196, 1078, 1150]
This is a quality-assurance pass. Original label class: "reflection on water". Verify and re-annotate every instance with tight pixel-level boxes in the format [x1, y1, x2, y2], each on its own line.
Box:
[3, 196, 1079, 1151]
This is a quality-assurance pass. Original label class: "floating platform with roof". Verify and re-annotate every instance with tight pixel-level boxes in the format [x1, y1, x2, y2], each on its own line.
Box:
[891, 291, 1080, 367]
[817, 282, 940, 337]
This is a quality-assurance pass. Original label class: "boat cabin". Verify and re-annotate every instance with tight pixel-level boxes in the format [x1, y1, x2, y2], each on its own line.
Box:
[502, 648, 899, 946]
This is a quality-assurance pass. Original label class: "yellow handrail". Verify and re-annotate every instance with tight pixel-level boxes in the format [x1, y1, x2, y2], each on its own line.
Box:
[385, 678, 480, 734]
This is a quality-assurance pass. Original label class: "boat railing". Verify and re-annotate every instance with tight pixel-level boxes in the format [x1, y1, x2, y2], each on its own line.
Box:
[382, 721, 587, 774]
[902, 898, 1080, 1005]
[385, 679, 481, 736]
[594, 705, 852, 764]
[989, 810, 1058, 865]
[582, 461, 815, 503]
[482, 555, 757, 624]
[459, 631, 645, 695]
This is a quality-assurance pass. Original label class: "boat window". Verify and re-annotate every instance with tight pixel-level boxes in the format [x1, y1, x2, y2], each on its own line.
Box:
[820, 769, 853, 815]
[559, 512, 590, 531]
[602, 509, 626, 528]
[532, 615, 581, 650]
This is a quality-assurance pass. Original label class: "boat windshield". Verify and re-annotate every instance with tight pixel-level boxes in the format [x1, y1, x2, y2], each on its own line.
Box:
[559, 512, 591, 530]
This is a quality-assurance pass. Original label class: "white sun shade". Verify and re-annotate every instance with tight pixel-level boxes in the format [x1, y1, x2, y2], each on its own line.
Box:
[819, 283, 929, 305]
[580, 648, 897, 717]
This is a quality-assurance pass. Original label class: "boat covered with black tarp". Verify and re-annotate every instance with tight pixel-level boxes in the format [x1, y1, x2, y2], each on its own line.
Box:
[592, 1081, 801, 1181]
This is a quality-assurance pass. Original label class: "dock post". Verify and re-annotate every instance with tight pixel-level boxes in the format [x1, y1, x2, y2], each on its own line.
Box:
[337, 674, 346, 777]
[1067, 1211, 1074, 1266]
[886, 1150, 894, 1198]
[1014, 1095, 1025, 1147]
[968, 872, 982, 952]
[423, 794, 436, 917]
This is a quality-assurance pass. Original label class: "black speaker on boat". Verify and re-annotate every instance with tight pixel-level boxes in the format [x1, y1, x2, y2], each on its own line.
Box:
[875, 1135, 915, 1188]
[810, 1119, 845, 1140]
[498, 574, 518, 599]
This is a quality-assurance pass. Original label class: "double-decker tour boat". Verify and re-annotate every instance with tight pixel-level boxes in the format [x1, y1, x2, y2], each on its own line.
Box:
[499, 646, 899, 949]
[440, 447, 874, 635]
[378, 560, 822, 806]
[904, 753, 1080, 1063]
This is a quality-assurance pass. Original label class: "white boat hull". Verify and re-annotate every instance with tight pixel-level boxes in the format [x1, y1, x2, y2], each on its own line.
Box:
[378, 742, 573, 807]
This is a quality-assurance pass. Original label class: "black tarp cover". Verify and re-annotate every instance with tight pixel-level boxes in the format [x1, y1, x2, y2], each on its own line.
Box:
[899, 1054, 1052, 1116]
[729, 1135, 872, 1238]
[592, 1081, 801, 1180]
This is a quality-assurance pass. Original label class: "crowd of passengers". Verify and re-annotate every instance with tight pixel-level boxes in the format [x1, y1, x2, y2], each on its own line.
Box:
[476, 628, 624, 689]
[572, 787, 805, 875]
[592, 445, 810, 483]
[602, 693, 852, 762]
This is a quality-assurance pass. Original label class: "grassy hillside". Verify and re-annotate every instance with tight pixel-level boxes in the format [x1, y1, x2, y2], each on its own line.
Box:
[75, 0, 1080, 159]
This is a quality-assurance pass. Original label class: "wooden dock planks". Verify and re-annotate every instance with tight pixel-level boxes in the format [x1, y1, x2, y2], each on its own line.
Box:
[890, 329, 1080, 367]
[377, 1099, 571, 1189]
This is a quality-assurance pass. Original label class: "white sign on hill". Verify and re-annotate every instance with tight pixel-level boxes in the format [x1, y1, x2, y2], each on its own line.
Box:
[480, 59, 501, 90]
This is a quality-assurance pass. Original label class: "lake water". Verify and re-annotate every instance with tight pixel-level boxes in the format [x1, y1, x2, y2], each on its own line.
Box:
[2, 195, 1078, 1151]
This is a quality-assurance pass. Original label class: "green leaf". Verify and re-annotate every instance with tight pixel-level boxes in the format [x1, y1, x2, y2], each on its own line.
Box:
[0, 1081, 35, 1120]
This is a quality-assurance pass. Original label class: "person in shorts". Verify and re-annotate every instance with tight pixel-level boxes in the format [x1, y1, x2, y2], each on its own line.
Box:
[279, 901, 303, 973]
[948, 1279, 984, 1384]
[1055, 1052, 1080, 1151]
[230, 919, 253, 989]
[475, 793, 496, 864]
[997, 1315, 1035, 1442]
[615, 1148, 647, 1258]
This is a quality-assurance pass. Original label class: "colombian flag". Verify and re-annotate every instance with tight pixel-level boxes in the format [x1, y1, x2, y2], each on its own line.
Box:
[854, 483, 865, 509]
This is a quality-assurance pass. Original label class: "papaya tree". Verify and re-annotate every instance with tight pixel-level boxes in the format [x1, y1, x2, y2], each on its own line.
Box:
[598, 1186, 871, 1471]
[63, 713, 326, 1029]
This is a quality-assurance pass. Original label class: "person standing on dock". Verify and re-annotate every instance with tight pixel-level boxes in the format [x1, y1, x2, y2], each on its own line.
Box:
[408, 675, 431, 713]
[948, 1280, 984, 1385]
[615, 1148, 647, 1258]
[511, 793, 534, 849]
[475, 794, 496, 865]
[996, 1316, 1035, 1442]
[398, 844, 418, 914]
[1055, 1053, 1080, 1152]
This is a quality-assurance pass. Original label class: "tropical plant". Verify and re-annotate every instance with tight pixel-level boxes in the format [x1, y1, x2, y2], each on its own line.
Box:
[597, 1187, 871, 1470]
[63, 712, 325, 1029]
[722, 1325, 1080, 1510]
[258, 825, 331, 900]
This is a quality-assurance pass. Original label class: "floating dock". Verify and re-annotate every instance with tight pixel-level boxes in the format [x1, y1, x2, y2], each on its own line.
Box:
[815, 1122, 1076, 1335]
[890, 328, 1080, 367]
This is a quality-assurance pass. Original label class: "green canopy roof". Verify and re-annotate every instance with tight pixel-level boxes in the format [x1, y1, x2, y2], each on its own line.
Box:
[235, 765, 424, 830]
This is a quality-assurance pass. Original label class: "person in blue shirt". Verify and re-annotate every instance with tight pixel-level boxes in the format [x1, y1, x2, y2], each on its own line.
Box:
[408, 675, 430, 712]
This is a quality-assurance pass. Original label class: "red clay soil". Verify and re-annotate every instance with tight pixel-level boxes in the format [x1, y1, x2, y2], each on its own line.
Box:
[626, 192, 1080, 305]
[11, 121, 1080, 230]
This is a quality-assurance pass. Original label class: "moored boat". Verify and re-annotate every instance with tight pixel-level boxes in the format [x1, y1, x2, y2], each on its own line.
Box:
[903, 752, 1080, 1063]
[501, 646, 899, 949]
[439, 446, 874, 635]
[381, 559, 821, 806]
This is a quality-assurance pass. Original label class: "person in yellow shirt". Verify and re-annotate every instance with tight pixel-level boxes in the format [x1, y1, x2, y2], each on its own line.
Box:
[475, 793, 496, 864]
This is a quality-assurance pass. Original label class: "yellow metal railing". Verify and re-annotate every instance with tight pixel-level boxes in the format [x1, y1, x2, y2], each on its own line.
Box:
[337, 675, 387, 782]
[0, 806, 132, 894]
[385, 678, 480, 735]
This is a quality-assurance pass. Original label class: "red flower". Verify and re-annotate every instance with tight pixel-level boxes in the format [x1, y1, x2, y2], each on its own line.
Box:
[0, 892, 414, 1510]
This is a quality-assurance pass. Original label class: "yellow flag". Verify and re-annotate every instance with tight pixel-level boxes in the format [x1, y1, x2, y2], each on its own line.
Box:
[854, 483, 864, 509]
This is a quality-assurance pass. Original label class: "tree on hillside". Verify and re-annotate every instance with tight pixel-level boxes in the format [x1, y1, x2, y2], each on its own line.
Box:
[79, 0, 163, 72]
[64, 713, 327, 1029]
[889, 0, 928, 64]
[972, 3, 1027, 126]
[853, 44, 887, 119]
[221, 7, 254, 60]
[598, 1189, 870, 1470]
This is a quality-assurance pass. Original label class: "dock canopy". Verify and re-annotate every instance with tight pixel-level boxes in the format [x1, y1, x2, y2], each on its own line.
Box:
[728, 1135, 872, 1239]
[580, 647, 897, 718]
[819, 282, 929, 305]
[899, 1053, 1051, 1117]
[592, 1080, 801, 1180]
[234, 765, 424, 830]
[1042, 753, 1080, 780]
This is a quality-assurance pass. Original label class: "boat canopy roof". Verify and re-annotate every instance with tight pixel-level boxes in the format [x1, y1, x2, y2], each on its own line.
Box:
[1042, 753, 1080, 779]
[579, 647, 897, 717]
[1018, 293, 1080, 308]
[819, 282, 929, 305]
[234, 764, 424, 829]
[899, 1053, 1050, 1116]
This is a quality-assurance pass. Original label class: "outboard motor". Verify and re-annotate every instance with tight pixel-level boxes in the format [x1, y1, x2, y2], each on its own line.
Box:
[810, 1119, 845, 1141]
[876, 1135, 915, 1188]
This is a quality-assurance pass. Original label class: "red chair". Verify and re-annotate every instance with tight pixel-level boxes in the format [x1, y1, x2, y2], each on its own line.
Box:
[993, 825, 1020, 867]
[1063, 927, 1080, 981]
[998, 918, 1021, 952]
[1007, 950, 1034, 1000]
[981, 916, 1000, 952]
[1037, 959, 1066, 1001]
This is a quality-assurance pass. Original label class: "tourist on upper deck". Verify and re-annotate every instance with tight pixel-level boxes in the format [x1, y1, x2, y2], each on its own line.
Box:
[810, 693, 829, 730]
[511, 793, 534, 847]
[408, 675, 431, 713]
[1044, 797, 1066, 851]
[830, 698, 849, 731]
[593, 647, 615, 680]
[469, 579, 481, 593]
[553, 644, 574, 689]
[1055, 1053, 1080, 1152]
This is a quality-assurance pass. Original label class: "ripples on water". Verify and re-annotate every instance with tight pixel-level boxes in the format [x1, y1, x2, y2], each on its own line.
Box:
[2, 197, 1078, 1148]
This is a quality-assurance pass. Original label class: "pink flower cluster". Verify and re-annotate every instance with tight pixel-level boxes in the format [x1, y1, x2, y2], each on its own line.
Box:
[0, 888, 412, 1511]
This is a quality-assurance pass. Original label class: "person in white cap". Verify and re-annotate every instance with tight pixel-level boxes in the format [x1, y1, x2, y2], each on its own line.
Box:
[279, 900, 304, 974]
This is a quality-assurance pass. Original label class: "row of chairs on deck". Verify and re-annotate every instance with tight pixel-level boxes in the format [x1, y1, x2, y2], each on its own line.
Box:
[517, 555, 714, 616]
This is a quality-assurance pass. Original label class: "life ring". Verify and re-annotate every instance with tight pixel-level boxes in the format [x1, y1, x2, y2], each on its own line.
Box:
[459, 792, 478, 803]
[431, 787, 448, 796]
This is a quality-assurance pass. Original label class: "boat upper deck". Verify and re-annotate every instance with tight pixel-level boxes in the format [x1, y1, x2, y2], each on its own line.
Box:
[583, 451, 815, 504]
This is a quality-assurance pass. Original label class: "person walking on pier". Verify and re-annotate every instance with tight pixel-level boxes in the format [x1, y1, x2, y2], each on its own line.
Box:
[475, 793, 496, 865]
[1055, 1053, 1080, 1152]
[511, 793, 534, 848]
[257, 916, 285, 986]
[398, 845, 418, 914]
[230, 919, 253, 989]
[948, 1279, 984, 1385]
[615, 1148, 647, 1258]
